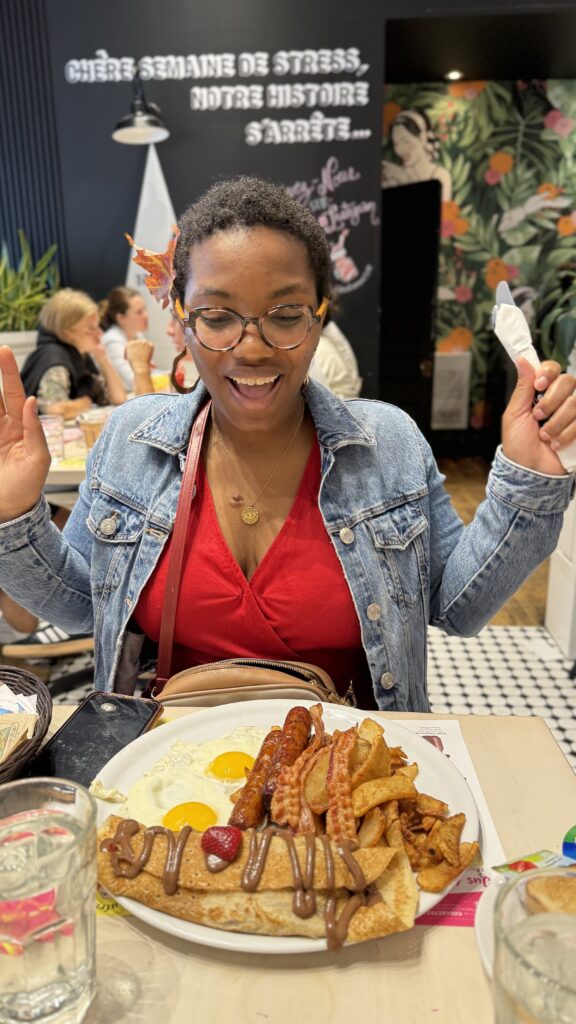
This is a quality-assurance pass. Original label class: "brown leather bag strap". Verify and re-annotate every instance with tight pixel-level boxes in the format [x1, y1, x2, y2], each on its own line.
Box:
[156, 400, 211, 688]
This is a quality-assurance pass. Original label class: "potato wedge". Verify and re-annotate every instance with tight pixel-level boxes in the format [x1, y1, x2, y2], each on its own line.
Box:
[303, 747, 330, 814]
[352, 775, 418, 817]
[417, 841, 480, 893]
[435, 813, 466, 868]
[357, 807, 386, 848]
[416, 793, 449, 818]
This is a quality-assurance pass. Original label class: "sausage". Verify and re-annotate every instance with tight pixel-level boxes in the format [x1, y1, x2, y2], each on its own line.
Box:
[228, 727, 282, 830]
[262, 706, 312, 810]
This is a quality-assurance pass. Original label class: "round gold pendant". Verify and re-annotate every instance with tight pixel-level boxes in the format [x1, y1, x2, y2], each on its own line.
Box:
[241, 505, 260, 526]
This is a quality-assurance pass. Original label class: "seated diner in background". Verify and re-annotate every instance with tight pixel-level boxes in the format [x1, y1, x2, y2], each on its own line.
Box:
[20, 288, 129, 420]
[310, 309, 362, 399]
[100, 285, 155, 394]
[0, 176, 575, 711]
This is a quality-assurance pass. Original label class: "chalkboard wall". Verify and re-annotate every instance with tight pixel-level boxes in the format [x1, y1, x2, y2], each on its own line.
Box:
[43, 0, 384, 394]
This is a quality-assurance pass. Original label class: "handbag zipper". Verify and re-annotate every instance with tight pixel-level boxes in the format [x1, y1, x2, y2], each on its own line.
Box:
[182, 659, 317, 681]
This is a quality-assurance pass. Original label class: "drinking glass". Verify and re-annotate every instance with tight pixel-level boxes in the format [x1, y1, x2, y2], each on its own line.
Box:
[0, 778, 97, 1024]
[76, 408, 110, 450]
[493, 866, 576, 1023]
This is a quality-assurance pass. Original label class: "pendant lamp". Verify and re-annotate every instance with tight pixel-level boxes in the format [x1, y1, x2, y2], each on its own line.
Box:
[112, 68, 169, 145]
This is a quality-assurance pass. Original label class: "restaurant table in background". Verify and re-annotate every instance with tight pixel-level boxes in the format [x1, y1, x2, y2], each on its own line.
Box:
[45, 423, 87, 503]
[44, 707, 576, 1024]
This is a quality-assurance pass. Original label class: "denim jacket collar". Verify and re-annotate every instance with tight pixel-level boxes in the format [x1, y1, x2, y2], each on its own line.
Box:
[126, 379, 376, 457]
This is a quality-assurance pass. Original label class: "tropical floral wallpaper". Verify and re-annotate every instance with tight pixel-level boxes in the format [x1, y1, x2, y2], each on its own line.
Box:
[382, 80, 576, 429]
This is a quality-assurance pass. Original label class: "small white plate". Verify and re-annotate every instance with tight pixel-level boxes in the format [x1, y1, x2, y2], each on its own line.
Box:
[96, 699, 480, 954]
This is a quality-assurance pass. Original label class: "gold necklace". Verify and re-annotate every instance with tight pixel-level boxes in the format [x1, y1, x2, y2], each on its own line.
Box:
[211, 403, 305, 526]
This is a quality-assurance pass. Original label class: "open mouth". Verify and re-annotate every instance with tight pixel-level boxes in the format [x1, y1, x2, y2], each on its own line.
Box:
[226, 375, 281, 399]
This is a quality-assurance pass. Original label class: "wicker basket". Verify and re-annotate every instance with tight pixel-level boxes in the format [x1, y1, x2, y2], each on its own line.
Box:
[0, 666, 52, 784]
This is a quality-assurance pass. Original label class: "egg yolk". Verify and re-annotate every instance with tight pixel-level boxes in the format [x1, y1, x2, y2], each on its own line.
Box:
[208, 751, 256, 780]
[162, 802, 217, 832]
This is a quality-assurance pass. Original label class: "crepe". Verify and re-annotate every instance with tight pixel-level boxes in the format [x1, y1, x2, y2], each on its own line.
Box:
[97, 816, 418, 944]
[97, 815, 393, 891]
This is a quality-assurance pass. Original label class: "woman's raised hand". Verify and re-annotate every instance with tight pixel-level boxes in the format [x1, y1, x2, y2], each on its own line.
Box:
[502, 357, 576, 475]
[0, 347, 51, 523]
[126, 339, 155, 371]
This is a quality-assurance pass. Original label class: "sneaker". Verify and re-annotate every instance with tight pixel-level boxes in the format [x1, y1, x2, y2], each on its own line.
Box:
[1, 622, 94, 659]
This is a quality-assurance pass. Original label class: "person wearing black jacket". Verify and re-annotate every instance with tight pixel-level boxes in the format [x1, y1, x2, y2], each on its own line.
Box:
[20, 288, 127, 419]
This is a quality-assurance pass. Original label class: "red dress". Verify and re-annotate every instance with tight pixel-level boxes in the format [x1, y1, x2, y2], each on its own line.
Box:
[134, 439, 370, 700]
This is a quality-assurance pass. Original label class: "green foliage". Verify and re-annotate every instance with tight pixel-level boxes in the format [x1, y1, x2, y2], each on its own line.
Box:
[535, 269, 576, 366]
[0, 230, 60, 332]
[383, 78, 576, 426]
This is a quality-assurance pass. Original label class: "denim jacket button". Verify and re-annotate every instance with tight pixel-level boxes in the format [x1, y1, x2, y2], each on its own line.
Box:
[367, 603, 381, 621]
[339, 527, 354, 545]
[99, 515, 118, 537]
[380, 672, 394, 689]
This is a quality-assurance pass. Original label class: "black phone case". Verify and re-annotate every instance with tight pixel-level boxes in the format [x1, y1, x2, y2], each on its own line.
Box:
[24, 691, 162, 787]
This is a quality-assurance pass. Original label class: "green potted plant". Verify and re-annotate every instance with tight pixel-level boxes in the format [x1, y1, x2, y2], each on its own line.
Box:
[0, 230, 60, 366]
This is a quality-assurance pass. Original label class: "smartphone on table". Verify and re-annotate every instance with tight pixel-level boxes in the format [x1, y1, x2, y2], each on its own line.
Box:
[24, 691, 162, 788]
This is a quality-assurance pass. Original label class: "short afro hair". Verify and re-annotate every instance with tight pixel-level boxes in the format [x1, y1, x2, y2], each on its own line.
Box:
[173, 176, 332, 305]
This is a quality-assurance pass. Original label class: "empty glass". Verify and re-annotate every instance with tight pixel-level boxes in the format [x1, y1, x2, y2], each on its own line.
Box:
[493, 866, 576, 1023]
[0, 778, 97, 1023]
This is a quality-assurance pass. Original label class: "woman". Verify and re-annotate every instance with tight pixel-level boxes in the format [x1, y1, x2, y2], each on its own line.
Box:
[0, 177, 575, 711]
[100, 286, 155, 393]
[382, 110, 452, 203]
[20, 288, 128, 419]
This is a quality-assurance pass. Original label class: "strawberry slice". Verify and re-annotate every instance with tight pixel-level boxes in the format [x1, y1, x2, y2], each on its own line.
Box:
[201, 825, 242, 864]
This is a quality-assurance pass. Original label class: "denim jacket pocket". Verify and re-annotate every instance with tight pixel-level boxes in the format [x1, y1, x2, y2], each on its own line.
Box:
[365, 501, 428, 608]
[87, 493, 146, 594]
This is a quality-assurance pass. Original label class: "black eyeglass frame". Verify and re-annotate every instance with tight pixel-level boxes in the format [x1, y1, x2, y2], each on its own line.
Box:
[177, 297, 329, 352]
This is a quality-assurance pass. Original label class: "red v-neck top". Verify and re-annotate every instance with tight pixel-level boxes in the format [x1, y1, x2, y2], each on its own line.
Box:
[133, 439, 368, 698]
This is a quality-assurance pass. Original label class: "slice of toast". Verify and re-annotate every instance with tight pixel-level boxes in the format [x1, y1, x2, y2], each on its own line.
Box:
[525, 874, 576, 915]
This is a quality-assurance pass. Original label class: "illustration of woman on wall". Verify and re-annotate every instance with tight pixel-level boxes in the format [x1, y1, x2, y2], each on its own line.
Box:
[382, 109, 452, 203]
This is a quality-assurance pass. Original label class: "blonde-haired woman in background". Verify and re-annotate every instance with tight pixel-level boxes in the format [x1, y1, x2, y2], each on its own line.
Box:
[100, 286, 155, 393]
[20, 288, 128, 420]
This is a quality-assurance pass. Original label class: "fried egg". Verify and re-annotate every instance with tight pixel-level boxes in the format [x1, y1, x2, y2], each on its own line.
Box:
[118, 726, 265, 832]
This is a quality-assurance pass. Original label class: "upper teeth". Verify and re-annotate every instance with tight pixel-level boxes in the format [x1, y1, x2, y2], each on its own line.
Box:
[230, 376, 278, 386]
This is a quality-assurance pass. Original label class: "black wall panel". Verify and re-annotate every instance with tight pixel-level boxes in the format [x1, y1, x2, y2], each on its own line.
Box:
[0, 0, 69, 276]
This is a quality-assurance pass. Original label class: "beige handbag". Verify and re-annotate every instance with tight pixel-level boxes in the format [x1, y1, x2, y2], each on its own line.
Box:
[156, 658, 348, 707]
[150, 402, 350, 708]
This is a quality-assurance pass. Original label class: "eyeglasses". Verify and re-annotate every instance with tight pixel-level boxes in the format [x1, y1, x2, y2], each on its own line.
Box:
[180, 298, 329, 352]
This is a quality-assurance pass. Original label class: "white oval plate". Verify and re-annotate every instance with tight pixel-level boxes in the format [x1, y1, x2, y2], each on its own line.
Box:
[95, 699, 480, 954]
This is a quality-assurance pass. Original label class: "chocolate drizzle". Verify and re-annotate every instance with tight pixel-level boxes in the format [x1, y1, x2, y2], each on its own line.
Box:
[101, 820, 383, 949]
[100, 818, 192, 895]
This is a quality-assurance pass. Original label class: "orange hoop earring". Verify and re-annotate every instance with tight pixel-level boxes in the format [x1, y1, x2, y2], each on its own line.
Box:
[171, 349, 198, 394]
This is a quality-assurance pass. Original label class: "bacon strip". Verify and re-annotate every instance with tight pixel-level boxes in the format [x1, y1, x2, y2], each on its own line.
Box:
[325, 727, 357, 843]
[271, 704, 326, 831]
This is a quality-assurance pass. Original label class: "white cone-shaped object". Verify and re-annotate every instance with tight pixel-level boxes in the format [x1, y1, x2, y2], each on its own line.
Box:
[126, 144, 177, 370]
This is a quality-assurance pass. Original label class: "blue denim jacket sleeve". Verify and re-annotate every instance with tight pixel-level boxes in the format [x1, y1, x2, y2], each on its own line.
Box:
[425, 440, 575, 635]
[0, 480, 95, 634]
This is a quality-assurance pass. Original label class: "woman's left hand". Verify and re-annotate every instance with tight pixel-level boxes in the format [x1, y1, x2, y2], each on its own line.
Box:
[502, 357, 576, 475]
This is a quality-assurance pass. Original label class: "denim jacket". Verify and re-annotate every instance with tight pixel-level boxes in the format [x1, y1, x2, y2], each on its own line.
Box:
[0, 380, 573, 711]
